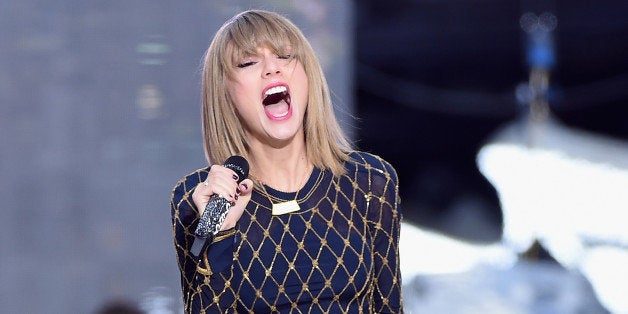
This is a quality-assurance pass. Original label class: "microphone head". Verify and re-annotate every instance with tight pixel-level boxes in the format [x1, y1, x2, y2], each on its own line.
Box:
[223, 155, 249, 183]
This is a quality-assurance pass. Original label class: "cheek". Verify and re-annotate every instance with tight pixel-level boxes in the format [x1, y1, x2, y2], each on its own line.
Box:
[228, 88, 259, 122]
[227, 83, 247, 109]
[294, 70, 309, 107]
[226, 81, 242, 102]
[228, 78, 259, 103]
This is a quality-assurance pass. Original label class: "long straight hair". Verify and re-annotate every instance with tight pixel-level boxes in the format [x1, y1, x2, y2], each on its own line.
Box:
[200, 10, 352, 177]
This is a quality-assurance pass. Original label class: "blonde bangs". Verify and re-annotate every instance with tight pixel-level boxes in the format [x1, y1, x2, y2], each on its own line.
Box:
[220, 11, 305, 76]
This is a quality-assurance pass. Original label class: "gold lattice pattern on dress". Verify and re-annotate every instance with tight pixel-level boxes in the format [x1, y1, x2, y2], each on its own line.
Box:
[171, 152, 403, 313]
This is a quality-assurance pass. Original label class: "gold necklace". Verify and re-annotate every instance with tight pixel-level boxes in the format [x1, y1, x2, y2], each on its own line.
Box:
[258, 164, 312, 215]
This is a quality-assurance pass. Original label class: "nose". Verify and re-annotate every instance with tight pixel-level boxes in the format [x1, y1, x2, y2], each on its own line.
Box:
[262, 57, 281, 78]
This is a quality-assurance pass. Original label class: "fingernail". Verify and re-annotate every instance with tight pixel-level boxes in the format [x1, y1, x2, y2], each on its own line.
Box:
[232, 174, 238, 180]
[235, 194, 239, 200]
[242, 183, 248, 190]
[236, 188, 241, 194]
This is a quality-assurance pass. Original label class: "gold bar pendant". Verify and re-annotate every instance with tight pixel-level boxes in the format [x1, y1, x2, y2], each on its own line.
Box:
[271, 200, 300, 215]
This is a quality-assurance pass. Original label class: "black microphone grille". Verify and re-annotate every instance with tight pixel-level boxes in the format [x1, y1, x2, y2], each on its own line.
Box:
[223, 155, 249, 183]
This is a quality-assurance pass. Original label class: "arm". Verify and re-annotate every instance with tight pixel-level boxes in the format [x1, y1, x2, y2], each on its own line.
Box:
[170, 168, 253, 312]
[368, 158, 403, 313]
[171, 171, 206, 310]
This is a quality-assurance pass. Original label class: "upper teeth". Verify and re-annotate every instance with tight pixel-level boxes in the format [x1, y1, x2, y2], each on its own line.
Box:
[265, 86, 287, 96]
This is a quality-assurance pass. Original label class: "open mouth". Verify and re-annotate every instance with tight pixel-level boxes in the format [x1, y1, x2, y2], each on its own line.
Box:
[262, 85, 291, 119]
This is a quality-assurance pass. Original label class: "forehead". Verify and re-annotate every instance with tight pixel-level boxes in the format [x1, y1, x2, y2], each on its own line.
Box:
[224, 14, 302, 54]
[230, 44, 292, 58]
[227, 32, 296, 58]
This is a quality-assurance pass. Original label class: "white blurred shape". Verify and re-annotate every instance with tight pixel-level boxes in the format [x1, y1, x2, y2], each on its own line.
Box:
[400, 222, 517, 280]
[580, 246, 628, 313]
[477, 118, 628, 314]
[141, 286, 175, 314]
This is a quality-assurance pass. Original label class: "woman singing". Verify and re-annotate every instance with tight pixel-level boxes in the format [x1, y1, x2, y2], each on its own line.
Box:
[170, 10, 403, 313]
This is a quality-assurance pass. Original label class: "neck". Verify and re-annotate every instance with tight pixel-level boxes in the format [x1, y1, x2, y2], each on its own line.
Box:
[249, 140, 311, 192]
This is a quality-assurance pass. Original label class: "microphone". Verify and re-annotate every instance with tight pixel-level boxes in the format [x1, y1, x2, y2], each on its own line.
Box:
[191, 155, 249, 257]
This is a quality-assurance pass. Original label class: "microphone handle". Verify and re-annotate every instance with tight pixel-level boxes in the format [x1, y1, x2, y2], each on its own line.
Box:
[190, 194, 232, 256]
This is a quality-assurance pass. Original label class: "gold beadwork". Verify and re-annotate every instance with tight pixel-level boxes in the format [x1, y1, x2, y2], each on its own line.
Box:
[171, 153, 403, 313]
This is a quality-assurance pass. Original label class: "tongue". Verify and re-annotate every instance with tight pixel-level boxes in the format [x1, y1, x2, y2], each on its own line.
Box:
[263, 92, 284, 106]
[264, 100, 289, 116]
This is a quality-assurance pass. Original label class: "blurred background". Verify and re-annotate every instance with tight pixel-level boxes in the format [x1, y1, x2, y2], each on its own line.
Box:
[1, 0, 626, 313]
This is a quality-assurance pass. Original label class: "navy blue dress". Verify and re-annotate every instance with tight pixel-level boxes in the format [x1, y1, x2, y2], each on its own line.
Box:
[171, 152, 403, 313]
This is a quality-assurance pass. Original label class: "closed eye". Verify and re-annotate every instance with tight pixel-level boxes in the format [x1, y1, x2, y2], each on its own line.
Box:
[278, 54, 291, 60]
[237, 61, 256, 68]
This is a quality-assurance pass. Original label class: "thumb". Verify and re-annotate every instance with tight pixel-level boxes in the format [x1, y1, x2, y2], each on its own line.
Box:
[238, 178, 254, 196]
[220, 178, 254, 231]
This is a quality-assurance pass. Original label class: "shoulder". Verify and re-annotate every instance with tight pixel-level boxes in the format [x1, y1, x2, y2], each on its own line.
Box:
[345, 151, 398, 183]
[171, 167, 210, 205]
[346, 152, 402, 224]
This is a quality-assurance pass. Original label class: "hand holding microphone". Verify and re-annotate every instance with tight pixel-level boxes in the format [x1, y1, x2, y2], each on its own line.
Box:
[191, 155, 252, 256]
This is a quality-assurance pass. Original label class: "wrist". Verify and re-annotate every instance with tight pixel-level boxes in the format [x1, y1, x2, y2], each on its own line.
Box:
[220, 218, 237, 231]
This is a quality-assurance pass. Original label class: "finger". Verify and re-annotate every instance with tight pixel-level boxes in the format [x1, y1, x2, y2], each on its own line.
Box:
[218, 177, 242, 202]
[238, 179, 254, 195]
[195, 167, 242, 212]
[193, 177, 237, 209]
[206, 172, 239, 193]
[209, 164, 240, 182]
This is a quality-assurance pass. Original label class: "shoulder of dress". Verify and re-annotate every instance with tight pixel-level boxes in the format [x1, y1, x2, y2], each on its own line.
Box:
[346, 151, 398, 181]
[170, 166, 211, 201]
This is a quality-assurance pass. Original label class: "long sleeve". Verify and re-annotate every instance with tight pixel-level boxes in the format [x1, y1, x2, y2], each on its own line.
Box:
[170, 168, 237, 313]
[366, 155, 403, 313]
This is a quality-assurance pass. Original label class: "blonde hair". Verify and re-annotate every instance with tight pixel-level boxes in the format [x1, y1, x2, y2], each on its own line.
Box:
[200, 10, 352, 176]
